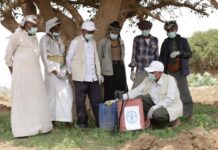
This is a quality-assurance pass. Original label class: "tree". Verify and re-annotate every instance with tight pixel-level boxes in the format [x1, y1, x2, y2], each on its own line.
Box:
[0, 0, 217, 45]
[188, 29, 218, 74]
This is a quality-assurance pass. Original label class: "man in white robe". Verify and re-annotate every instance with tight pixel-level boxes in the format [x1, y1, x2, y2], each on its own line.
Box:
[40, 17, 73, 124]
[5, 15, 53, 137]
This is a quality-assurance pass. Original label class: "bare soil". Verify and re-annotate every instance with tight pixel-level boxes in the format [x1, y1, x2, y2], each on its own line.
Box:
[118, 127, 218, 150]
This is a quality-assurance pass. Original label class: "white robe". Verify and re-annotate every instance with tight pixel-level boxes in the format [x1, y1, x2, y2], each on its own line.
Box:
[4, 28, 53, 137]
[40, 34, 73, 122]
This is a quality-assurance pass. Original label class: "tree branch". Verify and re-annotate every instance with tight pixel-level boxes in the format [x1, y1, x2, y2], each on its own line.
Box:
[120, 0, 208, 23]
[51, 0, 83, 28]
[67, 0, 99, 8]
[0, 0, 27, 32]
[33, 0, 54, 18]
[21, 0, 37, 16]
[147, 1, 208, 16]
[1, 0, 27, 16]
[209, 0, 218, 8]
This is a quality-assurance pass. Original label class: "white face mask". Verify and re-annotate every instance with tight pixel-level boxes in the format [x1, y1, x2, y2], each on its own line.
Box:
[28, 27, 38, 35]
[142, 30, 150, 36]
[148, 73, 156, 81]
[167, 32, 177, 38]
[52, 32, 60, 37]
[109, 33, 118, 40]
[85, 34, 93, 40]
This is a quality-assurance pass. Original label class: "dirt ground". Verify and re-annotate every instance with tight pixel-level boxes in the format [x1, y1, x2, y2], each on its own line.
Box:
[118, 127, 218, 150]
[0, 86, 218, 150]
[190, 85, 218, 105]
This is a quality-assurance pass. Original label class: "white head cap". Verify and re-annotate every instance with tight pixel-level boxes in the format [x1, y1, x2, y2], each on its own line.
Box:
[45, 17, 61, 33]
[81, 20, 96, 31]
[145, 61, 164, 73]
[20, 15, 38, 26]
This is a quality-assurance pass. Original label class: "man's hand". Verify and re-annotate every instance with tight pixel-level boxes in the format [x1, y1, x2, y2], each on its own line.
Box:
[170, 51, 180, 58]
[67, 66, 72, 74]
[130, 71, 136, 81]
[114, 90, 124, 99]
[104, 98, 118, 106]
[99, 75, 104, 84]
[9, 67, 13, 74]
[57, 69, 67, 79]
[147, 105, 162, 119]
[52, 70, 58, 76]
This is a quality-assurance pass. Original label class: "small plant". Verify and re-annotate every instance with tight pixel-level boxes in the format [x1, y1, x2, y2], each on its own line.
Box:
[188, 72, 218, 87]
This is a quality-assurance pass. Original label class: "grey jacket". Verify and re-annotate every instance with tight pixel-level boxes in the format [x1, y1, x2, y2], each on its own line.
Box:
[98, 36, 125, 75]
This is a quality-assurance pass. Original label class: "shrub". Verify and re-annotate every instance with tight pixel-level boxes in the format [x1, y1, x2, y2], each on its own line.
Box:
[188, 72, 218, 87]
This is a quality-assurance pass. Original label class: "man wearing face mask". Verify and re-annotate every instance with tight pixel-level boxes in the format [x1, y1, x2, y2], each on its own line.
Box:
[40, 17, 73, 126]
[129, 20, 159, 88]
[5, 15, 53, 137]
[66, 20, 103, 128]
[106, 61, 183, 128]
[98, 21, 128, 101]
[159, 21, 193, 122]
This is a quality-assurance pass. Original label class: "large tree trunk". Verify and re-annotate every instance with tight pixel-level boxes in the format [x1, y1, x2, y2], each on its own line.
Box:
[94, 0, 123, 42]
[94, 0, 139, 42]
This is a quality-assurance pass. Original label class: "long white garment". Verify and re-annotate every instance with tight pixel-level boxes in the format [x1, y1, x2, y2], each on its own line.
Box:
[40, 34, 73, 122]
[4, 28, 53, 137]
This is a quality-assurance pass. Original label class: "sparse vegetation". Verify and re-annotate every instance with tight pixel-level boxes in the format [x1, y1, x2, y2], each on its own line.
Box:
[188, 72, 218, 87]
[0, 104, 218, 150]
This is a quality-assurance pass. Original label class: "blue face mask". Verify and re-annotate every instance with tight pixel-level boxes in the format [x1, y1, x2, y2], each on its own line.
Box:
[53, 32, 60, 37]
[28, 27, 38, 35]
[142, 30, 150, 36]
[148, 73, 156, 81]
[167, 32, 177, 38]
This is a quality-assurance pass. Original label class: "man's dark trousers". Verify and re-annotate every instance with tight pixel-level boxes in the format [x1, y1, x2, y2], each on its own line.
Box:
[140, 95, 169, 126]
[74, 81, 101, 127]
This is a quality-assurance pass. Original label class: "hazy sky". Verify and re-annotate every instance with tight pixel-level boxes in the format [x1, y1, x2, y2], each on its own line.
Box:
[1, 9, 218, 88]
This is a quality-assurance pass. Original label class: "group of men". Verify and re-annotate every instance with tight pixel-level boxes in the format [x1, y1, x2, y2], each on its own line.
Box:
[5, 14, 193, 138]
[112, 20, 193, 128]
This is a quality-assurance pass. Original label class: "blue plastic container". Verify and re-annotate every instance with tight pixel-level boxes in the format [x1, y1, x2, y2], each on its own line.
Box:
[99, 102, 117, 130]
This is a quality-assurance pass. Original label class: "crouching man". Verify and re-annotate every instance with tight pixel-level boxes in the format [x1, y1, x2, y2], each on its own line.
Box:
[106, 61, 183, 128]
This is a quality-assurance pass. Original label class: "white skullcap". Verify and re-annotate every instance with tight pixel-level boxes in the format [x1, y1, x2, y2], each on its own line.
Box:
[145, 61, 164, 73]
[45, 17, 61, 33]
[81, 20, 96, 31]
[20, 15, 38, 26]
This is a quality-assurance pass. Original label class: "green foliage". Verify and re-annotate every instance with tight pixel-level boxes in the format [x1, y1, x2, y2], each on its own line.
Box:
[0, 104, 218, 149]
[192, 103, 218, 129]
[188, 29, 218, 73]
[188, 72, 218, 87]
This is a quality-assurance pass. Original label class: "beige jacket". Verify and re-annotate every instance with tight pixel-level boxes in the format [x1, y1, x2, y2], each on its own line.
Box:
[123, 73, 183, 121]
[71, 35, 101, 82]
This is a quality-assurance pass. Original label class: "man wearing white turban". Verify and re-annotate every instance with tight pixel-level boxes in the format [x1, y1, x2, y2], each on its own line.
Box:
[40, 17, 73, 126]
[5, 15, 53, 137]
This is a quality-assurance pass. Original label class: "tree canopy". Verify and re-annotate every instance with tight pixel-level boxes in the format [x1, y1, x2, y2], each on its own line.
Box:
[1, 0, 218, 44]
[189, 29, 218, 74]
